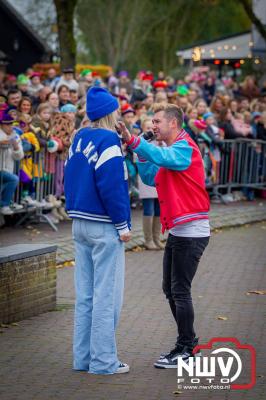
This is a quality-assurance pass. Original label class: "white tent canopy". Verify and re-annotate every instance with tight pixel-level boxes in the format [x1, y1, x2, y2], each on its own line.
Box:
[176, 31, 253, 61]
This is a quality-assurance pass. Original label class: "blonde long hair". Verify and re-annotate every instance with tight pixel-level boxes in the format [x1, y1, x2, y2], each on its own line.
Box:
[90, 110, 117, 131]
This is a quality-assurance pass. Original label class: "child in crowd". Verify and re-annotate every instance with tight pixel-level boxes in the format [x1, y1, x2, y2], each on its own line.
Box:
[138, 118, 164, 249]
[121, 104, 138, 208]
[18, 114, 40, 204]
[0, 112, 24, 214]
[47, 92, 60, 113]
[31, 103, 57, 205]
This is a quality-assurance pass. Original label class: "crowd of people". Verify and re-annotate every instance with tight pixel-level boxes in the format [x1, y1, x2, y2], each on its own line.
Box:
[0, 65, 266, 230]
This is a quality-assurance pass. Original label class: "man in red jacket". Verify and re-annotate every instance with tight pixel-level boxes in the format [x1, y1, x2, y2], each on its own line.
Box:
[118, 103, 210, 369]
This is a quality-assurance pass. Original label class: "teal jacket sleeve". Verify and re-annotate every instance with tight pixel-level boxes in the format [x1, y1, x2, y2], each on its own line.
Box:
[136, 160, 160, 187]
[129, 137, 192, 171]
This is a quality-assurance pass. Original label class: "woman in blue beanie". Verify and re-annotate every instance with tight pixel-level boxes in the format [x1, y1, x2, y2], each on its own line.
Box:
[64, 87, 131, 374]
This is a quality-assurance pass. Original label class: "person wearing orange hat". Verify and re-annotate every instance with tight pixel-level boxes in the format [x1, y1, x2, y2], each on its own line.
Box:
[121, 103, 135, 128]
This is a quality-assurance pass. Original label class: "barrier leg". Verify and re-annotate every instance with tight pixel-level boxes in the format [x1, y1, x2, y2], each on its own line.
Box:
[38, 211, 58, 232]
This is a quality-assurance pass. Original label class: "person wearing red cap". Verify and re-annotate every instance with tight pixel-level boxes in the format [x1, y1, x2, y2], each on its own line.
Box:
[118, 103, 210, 370]
[153, 80, 168, 91]
[121, 103, 135, 127]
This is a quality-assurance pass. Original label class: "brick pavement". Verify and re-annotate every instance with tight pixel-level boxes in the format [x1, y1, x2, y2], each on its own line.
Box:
[0, 201, 265, 265]
[0, 223, 265, 400]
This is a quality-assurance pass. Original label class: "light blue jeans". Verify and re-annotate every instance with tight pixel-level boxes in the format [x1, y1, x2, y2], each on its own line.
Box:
[72, 218, 125, 374]
[0, 171, 19, 206]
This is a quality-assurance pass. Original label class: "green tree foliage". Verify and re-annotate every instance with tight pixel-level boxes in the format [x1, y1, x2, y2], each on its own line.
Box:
[76, 0, 251, 74]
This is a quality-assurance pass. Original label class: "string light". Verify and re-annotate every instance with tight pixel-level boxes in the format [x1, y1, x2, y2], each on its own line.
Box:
[249, 41, 254, 47]
[224, 45, 229, 50]
[224, 60, 229, 65]
[240, 60, 245, 64]
[232, 46, 237, 50]
[254, 59, 260, 64]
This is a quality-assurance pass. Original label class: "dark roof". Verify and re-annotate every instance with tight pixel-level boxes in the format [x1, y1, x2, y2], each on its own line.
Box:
[0, 0, 52, 54]
[178, 30, 251, 52]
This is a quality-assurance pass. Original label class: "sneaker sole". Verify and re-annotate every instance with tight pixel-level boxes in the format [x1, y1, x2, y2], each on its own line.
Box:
[159, 351, 202, 360]
[154, 353, 202, 369]
[154, 360, 198, 369]
[154, 363, 179, 369]
[115, 367, 130, 374]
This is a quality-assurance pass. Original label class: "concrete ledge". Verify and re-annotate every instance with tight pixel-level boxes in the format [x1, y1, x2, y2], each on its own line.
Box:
[0, 244, 57, 324]
[0, 244, 57, 264]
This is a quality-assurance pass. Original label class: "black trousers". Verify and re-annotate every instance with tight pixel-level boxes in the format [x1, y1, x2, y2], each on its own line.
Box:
[162, 234, 209, 348]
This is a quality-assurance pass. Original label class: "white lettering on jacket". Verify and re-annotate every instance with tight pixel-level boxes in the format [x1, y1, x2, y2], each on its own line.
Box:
[88, 152, 98, 164]
[76, 138, 82, 153]
[83, 141, 95, 158]
[66, 139, 98, 165]
[68, 144, 74, 160]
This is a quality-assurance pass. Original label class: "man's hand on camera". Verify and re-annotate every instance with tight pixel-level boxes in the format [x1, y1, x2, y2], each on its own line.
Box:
[119, 232, 132, 242]
[116, 121, 132, 143]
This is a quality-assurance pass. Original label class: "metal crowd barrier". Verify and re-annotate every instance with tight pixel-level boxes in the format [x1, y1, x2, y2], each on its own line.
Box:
[198, 138, 266, 196]
[1, 139, 266, 230]
[0, 145, 60, 231]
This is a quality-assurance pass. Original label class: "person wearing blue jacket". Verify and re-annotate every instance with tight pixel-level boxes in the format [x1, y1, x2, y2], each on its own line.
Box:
[64, 87, 131, 375]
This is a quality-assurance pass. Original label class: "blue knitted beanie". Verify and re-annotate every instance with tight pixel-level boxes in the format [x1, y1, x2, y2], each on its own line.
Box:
[86, 87, 119, 121]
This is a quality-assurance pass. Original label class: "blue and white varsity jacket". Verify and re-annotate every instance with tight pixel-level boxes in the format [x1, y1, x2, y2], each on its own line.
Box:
[64, 127, 131, 235]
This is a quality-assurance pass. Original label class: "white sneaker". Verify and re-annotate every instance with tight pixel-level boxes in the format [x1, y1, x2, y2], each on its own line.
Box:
[35, 199, 53, 210]
[0, 206, 14, 215]
[114, 363, 130, 374]
[11, 203, 24, 210]
[22, 195, 38, 206]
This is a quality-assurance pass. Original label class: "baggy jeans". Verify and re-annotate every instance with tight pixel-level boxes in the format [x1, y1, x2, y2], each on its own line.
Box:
[72, 218, 125, 374]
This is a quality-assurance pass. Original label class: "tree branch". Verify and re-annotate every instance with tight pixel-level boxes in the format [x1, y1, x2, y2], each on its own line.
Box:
[238, 0, 266, 41]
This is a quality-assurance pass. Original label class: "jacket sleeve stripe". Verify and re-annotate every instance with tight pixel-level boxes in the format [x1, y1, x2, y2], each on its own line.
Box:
[95, 145, 122, 170]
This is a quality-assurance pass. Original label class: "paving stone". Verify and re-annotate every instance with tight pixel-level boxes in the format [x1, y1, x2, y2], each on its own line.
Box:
[0, 223, 265, 399]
